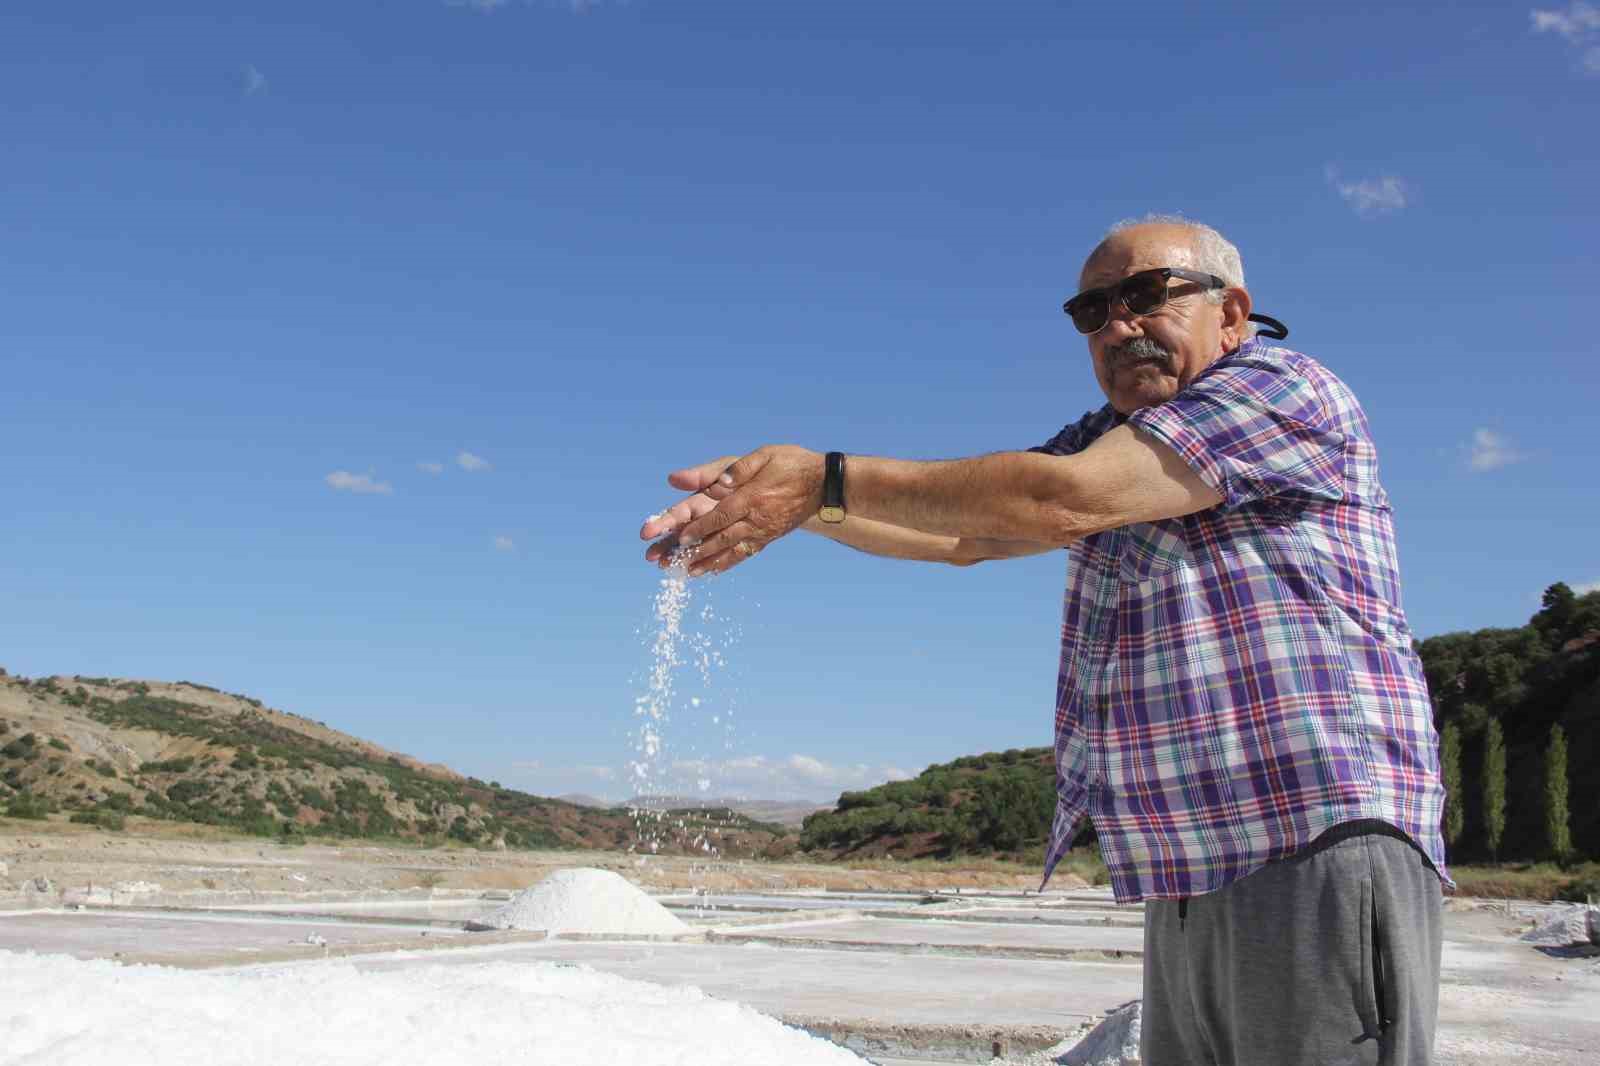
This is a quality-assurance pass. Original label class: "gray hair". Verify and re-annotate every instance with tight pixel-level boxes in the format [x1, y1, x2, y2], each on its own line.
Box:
[1103, 214, 1254, 338]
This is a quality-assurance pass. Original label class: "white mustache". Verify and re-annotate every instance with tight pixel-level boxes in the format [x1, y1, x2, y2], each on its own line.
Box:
[1106, 337, 1175, 373]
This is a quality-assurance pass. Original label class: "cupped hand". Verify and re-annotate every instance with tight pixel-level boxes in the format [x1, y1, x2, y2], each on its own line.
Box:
[641, 446, 824, 576]
[640, 454, 741, 565]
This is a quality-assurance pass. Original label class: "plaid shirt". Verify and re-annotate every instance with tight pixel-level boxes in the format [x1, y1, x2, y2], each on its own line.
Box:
[1032, 340, 1447, 902]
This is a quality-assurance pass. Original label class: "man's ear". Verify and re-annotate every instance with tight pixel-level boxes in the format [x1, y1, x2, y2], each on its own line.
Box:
[1219, 286, 1253, 351]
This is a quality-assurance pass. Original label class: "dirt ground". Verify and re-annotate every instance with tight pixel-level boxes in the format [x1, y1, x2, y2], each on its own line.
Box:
[0, 823, 1069, 908]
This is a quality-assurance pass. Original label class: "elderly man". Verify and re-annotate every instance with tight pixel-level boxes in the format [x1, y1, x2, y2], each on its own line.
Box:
[640, 217, 1448, 1066]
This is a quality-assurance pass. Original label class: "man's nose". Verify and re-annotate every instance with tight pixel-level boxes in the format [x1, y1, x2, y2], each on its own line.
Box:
[1106, 290, 1151, 329]
[1099, 310, 1143, 344]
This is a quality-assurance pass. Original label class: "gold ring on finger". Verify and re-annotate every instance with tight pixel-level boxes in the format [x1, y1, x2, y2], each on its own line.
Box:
[734, 541, 755, 557]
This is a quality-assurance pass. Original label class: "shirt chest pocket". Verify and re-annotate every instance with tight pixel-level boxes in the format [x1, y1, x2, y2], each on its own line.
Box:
[1118, 518, 1194, 586]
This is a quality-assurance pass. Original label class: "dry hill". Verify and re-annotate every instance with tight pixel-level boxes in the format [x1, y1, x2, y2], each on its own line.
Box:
[0, 671, 793, 859]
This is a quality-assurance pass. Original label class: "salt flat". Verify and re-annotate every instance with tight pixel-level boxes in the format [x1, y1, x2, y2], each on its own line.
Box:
[4, 862, 1599, 1064]
[0, 908, 465, 964]
[709, 915, 1145, 958]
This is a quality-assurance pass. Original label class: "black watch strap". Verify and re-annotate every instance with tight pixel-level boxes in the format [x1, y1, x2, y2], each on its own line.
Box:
[819, 451, 847, 523]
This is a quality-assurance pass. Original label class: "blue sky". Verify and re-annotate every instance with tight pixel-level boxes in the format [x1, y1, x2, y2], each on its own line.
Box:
[2, 1, 1597, 803]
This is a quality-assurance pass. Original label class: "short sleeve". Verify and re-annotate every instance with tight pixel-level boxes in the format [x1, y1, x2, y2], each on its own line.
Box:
[1029, 405, 1119, 457]
[1127, 354, 1348, 510]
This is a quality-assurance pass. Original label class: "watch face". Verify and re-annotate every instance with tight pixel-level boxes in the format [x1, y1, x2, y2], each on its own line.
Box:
[818, 506, 846, 524]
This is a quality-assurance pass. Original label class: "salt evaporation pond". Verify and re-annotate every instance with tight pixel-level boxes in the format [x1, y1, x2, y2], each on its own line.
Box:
[0, 951, 867, 1065]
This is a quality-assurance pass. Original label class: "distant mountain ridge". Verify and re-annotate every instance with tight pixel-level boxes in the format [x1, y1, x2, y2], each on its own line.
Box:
[623, 794, 832, 829]
[0, 671, 794, 859]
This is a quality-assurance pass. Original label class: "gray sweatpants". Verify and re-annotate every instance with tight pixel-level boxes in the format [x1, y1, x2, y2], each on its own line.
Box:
[1142, 831, 1443, 1066]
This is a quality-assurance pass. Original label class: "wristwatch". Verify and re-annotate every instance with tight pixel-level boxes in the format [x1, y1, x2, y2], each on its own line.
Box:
[818, 451, 847, 524]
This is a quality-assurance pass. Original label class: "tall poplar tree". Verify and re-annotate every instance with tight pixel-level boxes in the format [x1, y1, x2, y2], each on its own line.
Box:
[1440, 723, 1464, 848]
[1544, 724, 1572, 864]
[1482, 718, 1507, 862]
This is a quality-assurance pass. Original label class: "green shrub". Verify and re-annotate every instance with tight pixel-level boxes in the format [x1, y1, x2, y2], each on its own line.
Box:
[69, 810, 125, 831]
[48, 737, 69, 751]
[166, 779, 210, 805]
[1556, 862, 1600, 903]
[299, 787, 332, 812]
[5, 791, 51, 819]
[140, 757, 194, 774]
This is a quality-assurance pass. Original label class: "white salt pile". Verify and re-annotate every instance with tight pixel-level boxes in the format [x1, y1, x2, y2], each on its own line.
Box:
[1518, 904, 1588, 946]
[1004, 1000, 1141, 1066]
[477, 867, 691, 936]
[0, 951, 867, 1066]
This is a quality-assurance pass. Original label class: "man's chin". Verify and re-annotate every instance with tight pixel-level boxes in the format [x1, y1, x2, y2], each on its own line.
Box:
[1109, 373, 1177, 414]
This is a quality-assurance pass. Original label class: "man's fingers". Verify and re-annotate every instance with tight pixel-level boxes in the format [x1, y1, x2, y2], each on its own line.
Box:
[677, 498, 744, 550]
[685, 521, 766, 577]
[639, 492, 719, 540]
[666, 454, 743, 493]
[684, 519, 763, 571]
[716, 450, 772, 492]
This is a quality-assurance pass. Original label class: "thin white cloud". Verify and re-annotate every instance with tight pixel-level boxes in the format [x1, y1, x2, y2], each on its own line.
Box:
[1532, 3, 1600, 40]
[243, 64, 267, 95]
[1326, 166, 1408, 217]
[444, 0, 611, 13]
[1532, 4, 1600, 74]
[493, 535, 515, 551]
[325, 471, 394, 495]
[1467, 428, 1525, 472]
[511, 759, 542, 770]
[1573, 578, 1600, 595]
[664, 754, 911, 801]
[417, 461, 444, 475]
[457, 451, 491, 472]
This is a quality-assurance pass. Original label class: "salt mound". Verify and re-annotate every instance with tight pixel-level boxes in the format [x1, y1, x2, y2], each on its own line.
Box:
[1004, 1001, 1140, 1066]
[477, 868, 690, 936]
[1518, 906, 1587, 946]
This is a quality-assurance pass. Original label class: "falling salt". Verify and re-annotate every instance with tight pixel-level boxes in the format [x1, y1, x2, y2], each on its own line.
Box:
[628, 549, 743, 860]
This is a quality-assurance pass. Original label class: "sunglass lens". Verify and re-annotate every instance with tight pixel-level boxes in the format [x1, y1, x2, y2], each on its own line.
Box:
[1067, 291, 1108, 334]
[1121, 273, 1168, 316]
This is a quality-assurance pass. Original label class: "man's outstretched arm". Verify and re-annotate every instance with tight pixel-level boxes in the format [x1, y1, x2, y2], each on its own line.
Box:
[640, 424, 1221, 576]
[639, 455, 1050, 567]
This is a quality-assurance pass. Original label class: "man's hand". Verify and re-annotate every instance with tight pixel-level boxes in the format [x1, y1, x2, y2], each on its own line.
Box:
[640, 446, 824, 576]
[640, 453, 740, 565]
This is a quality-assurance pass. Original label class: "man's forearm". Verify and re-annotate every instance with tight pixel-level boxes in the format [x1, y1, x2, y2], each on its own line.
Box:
[801, 515, 1053, 567]
[845, 452, 1086, 544]
[801, 515, 963, 563]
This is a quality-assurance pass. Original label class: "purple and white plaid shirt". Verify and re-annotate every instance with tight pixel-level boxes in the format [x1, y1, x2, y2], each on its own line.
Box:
[1032, 339, 1447, 902]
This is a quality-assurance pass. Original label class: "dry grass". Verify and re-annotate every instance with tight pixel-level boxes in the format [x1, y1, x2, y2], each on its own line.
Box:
[828, 847, 1110, 886]
[1450, 862, 1600, 902]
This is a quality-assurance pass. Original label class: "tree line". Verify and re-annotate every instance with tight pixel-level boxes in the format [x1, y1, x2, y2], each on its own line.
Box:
[1426, 582, 1597, 864]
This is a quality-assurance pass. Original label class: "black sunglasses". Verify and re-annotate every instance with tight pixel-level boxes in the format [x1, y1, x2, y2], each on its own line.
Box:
[1063, 267, 1225, 334]
[1063, 267, 1290, 340]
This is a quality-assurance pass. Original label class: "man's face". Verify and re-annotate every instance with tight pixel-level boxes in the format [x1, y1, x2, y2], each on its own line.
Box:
[1077, 224, 1237, 416]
